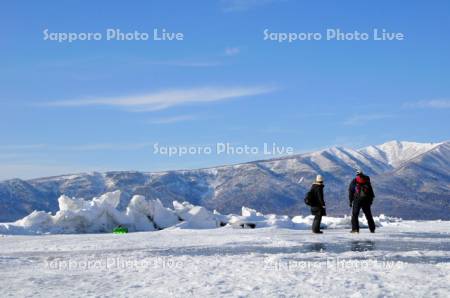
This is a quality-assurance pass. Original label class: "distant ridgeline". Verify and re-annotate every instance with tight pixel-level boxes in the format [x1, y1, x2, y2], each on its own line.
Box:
[0, 141, 449, 222]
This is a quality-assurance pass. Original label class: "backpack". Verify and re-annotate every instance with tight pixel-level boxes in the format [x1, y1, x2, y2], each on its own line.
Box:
[355, 175, 371, 200]
[304, 189, 314, 206]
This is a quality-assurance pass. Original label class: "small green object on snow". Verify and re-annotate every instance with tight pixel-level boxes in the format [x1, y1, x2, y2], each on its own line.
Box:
[113, 226, 128, 234]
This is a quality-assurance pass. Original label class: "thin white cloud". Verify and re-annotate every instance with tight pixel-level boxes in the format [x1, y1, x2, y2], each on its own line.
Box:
[343, 114, 394, 126]
[0, 153, 24, 160]
[0, 163, 108, 181]
[57, 143, 153, 151]
[224, 47, 241, 56]
[221, 0, 279, 12]
[0, 144, 47, 150]
[148, 115, 197, 124]
[404, 99, 450, 109]
[43, 86, 276, 112]
[0, 143, 153, 153]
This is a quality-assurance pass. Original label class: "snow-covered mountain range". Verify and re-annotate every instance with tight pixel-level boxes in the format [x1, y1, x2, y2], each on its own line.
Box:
[1, 140, 449, 222]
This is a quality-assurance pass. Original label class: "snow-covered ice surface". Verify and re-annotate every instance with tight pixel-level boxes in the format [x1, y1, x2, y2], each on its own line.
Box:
[0, 192, 448, 297]
[0, 191, 401, 235]
[1, 221, 449, 297]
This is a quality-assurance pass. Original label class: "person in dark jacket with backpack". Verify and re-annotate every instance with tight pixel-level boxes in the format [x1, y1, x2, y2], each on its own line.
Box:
[348, 169, 376, 233]
[306, 175, 327, 234]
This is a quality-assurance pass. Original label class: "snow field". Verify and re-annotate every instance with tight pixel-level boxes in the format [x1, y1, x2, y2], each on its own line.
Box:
[0, 191, 401, 235]
[0, 222, 449, 297]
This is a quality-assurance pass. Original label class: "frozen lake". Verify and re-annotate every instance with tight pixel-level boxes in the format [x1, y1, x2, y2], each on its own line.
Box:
[1, 221, 449, 297]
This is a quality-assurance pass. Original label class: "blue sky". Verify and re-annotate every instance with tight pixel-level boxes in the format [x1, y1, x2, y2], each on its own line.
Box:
[1, 0, 449, 180]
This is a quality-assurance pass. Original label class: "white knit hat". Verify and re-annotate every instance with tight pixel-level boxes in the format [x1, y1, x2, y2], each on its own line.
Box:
[315, 175, 324, 183]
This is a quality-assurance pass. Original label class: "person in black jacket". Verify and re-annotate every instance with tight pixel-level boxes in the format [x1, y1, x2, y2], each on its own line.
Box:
[348, 170, 376, 233]
[308, 174, 327, 234]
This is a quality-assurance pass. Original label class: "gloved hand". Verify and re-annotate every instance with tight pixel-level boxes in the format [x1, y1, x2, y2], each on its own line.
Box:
[349, 202, 353, 208]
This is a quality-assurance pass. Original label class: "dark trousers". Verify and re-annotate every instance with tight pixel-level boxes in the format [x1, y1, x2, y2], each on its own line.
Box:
[351, 199, 375, 232]
[312, 215, 322, 232]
